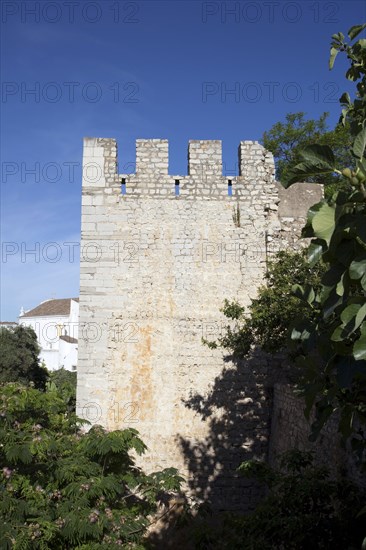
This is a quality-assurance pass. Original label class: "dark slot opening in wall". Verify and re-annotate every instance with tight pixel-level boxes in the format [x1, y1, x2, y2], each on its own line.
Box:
[175, 179, 180, 196]
[228, 179, 233, 196]
[121, 178, 126, 195]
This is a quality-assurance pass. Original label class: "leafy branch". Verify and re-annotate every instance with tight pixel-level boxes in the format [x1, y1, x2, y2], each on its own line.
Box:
[282, 24, 366, 462]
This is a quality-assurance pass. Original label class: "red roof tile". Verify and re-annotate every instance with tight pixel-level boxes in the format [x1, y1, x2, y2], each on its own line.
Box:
[21, 298, 79, 318]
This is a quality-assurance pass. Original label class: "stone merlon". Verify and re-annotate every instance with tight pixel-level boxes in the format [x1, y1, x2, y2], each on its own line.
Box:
[82, 137, 277, 200]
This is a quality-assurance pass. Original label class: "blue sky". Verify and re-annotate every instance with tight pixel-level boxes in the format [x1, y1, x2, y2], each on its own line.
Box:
[1, 0, 365, 321]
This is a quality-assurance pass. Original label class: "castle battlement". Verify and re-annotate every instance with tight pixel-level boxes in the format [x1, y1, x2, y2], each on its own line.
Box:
[82, 137, 277, 201]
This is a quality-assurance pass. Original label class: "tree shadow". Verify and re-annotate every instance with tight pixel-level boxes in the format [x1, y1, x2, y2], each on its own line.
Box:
[178, 348, 282, 513]
[145, 348, 285, 548]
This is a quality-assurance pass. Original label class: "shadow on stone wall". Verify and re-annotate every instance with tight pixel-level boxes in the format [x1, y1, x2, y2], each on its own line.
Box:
[269, 383, 366, 490]
[145, 350, 283, 548]
[177, 349, 279, 513]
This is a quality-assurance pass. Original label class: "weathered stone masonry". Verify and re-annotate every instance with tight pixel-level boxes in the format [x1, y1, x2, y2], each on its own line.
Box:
[269, 383, 366, 489]
[77, 137, 322, 511]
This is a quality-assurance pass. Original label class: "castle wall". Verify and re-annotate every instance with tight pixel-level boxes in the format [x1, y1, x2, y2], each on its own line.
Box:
[269, 384, 366, 489]
[76, 137, 321, 510]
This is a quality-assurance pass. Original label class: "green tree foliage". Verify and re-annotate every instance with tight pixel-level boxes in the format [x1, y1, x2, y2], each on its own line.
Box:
[193, 451, 365, 549]
[203, 250, 324, 361]
[282, 24, 366, 459]
[47, 368, 77, 412]
[0, 383, 183, 549]
[0, 326, 48, 390]
[261, 111, 353, 196]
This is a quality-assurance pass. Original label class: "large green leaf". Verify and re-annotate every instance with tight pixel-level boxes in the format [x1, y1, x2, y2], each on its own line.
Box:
[353, 323, 366, 360]
[322, 288, 343, 318]
[353, 340, 366, 362]
[356, 158, 366, 180]
[361, 272, 366, 291]
[329, 46, 339, 70]
[292, 284, 315, 305]
[284, 164, 334, 187]
[331, 325, 346, 342]
[348, 23, 366, 40]
[333, 303, 366, 342]
[340, 303, 362, 325]
[322, 263, 346, 286]
[299, 144, 336, 167]
[336, 273, 345, 297]
[283, 145, 336, 187]
[339, 92, 351, 106]
[349, 256, 366, 279]
[355, 303, 366, 330]
[301, 201, 327, 239]
[311, 203, 335, 244]
[307, 240, 325, 267]
[352, 127, 366, 159]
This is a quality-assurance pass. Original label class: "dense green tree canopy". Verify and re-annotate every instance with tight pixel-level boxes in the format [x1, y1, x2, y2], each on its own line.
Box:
[0, 383, 182, 549]
[261, 111, 353, 196]
[0, 326, 48, 390]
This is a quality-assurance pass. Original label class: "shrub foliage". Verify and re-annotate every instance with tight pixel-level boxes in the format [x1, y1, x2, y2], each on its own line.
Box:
[203, 249, 324, 360]
[0, 383, 183, 549]
[193, 451, 365, 550]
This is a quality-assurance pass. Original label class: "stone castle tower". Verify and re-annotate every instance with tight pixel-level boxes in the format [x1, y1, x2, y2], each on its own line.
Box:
[76, 137, 321, 511]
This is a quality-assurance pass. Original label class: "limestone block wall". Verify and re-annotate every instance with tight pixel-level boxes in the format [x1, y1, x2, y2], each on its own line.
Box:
[76, 137, 320, 511]
[269, 384, 365, 488]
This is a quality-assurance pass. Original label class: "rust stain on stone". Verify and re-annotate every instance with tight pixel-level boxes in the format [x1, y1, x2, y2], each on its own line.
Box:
[105, 325, 154, 430]
[130, 325, 154, 423]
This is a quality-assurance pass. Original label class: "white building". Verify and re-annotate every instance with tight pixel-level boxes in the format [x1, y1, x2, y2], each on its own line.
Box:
[19, 298, 79, 371]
